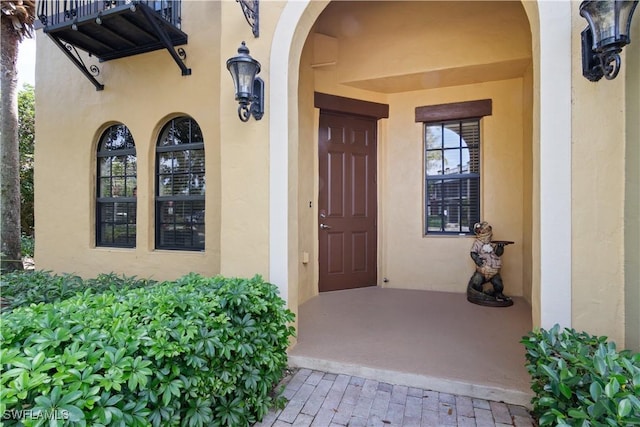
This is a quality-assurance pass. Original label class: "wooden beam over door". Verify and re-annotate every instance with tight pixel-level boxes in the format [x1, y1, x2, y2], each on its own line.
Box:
[315, 92, 389, 119]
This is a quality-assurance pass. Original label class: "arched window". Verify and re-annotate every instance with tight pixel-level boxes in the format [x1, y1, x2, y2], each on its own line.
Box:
[156, 116, 205, 250]
[96, 124, 137, 247]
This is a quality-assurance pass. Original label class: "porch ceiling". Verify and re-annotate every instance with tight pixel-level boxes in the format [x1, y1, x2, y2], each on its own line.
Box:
[342, 58, 532, 93]
[288, 287, 534, 407]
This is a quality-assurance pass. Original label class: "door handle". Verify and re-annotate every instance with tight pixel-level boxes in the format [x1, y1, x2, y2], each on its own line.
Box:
[320, 223, 332, 230]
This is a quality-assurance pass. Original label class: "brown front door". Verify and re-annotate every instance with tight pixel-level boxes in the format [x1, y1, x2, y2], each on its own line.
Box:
[318, 111, 377, 292]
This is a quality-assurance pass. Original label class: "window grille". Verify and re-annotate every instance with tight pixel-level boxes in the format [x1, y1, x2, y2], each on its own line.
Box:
[424, 119, 480, 235]
[96, 124, 137, 247]
[155, 117, 205, 250]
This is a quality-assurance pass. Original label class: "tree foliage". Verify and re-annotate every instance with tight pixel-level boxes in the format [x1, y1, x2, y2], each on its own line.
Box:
[18, 83, 35, 236]
[1, 1, 35, 41]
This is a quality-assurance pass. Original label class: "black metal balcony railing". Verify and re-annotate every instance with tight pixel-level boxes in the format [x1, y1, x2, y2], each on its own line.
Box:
[37, 1, 189, 90]
[38, 1, 181, 29]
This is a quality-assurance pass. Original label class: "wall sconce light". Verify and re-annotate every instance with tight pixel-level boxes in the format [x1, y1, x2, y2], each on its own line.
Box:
[226, 41, 264, 122]
[580, 0, 638, 81]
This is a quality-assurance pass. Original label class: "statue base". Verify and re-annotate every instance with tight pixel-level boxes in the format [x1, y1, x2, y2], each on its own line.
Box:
[466, 288, 513, 307]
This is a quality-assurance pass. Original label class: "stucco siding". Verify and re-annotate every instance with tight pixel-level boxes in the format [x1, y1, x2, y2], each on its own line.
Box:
[571, 3, 626, 345]
[625, 12, 640, 352]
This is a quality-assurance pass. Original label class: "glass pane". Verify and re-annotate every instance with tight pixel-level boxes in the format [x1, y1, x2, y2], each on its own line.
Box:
[190, 150, 205, 173]
[100, 125, 135, 151]
[462, 177, 480, 218]
[158, 152, 175, 174]
[174, 118, 192, 143]
[172, 174, 189, 195]
[112, 177, 125, 197]
[125, 178, 137, 196]
[99, 158, 111, 178]
[125, 155, 137, 175]
[443, 123, 461, 148]
[189, 173, 205, 194]
[425, 150, 443, 176]
[443, 149, 461, 174]
[468, 146, 480, 174]
[158, 121, 178, 147]
[426, 180, 443, 232]
[114, 202, 131, 223]
[113, 224, 129, 244]
[174, 151, 189, 174]
[101, 203, 115, 222]
[158, 176, 171, 196]
[440, 179, 459, 232]
[460, 147, 470, 173]
[425, 125, 442, 150]
[100, 178, 112, 197]
[158, 117, 204, 147]
[460, 120, 479, 147]
[190, 122, 204, 144]
[111, 156, 126, 177]
[98, 224, 114, 245]
[126, 202, 137, 224]
[442, 179, 460, 200]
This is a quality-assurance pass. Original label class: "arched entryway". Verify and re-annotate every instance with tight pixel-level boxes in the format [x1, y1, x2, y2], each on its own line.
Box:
[269, 0, 572, 405]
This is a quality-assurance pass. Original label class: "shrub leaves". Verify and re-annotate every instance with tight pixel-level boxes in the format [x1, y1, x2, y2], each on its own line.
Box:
[1, 273, 296, 426]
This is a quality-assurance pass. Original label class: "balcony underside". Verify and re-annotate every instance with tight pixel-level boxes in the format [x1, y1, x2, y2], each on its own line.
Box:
[44, 2, 187, 62]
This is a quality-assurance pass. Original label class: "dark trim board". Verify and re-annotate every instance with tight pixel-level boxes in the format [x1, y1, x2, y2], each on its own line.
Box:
[315, 92, 389, 119]
[415, 99, 492, 123]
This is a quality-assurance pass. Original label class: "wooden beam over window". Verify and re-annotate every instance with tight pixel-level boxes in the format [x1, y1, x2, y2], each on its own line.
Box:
[415, 99, 492, 123]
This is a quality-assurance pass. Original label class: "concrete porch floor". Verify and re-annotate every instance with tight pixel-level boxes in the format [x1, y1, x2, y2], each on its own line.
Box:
[287, 287, 534, 408]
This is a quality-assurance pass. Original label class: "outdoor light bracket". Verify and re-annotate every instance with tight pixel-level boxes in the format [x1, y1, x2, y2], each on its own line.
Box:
[237, 0, 259, 38]
[238, 77, 264, 122]
[579, 0, 638, 82]
[581, 27, 623, 81]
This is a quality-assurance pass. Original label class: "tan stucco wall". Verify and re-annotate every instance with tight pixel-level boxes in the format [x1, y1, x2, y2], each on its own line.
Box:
[571, 3, 627, 345]
[522, 64, 534, 306]
[297, 35, 318, 305]
[520, 1, 542, 329]
[33, 2, 284, 281]
[625, 13, 640, 352]
[382, 79, 526, 295]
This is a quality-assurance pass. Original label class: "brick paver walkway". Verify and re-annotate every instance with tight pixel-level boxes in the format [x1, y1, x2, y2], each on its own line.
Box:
[255, 369, 535, 427]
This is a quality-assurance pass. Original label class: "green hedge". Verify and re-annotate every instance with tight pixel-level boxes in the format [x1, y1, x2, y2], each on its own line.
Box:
[522, 325, 640, 426]
[0, 271, 157, 312]
[0, 274, 295, 426]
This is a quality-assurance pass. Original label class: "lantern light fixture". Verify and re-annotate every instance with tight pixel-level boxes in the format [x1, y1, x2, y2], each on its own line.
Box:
[580, 0, 638, 81]
[226, 41, 264, 122]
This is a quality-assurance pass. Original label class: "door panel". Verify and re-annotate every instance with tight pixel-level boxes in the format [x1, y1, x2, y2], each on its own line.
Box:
[319, 112, 377, 292]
